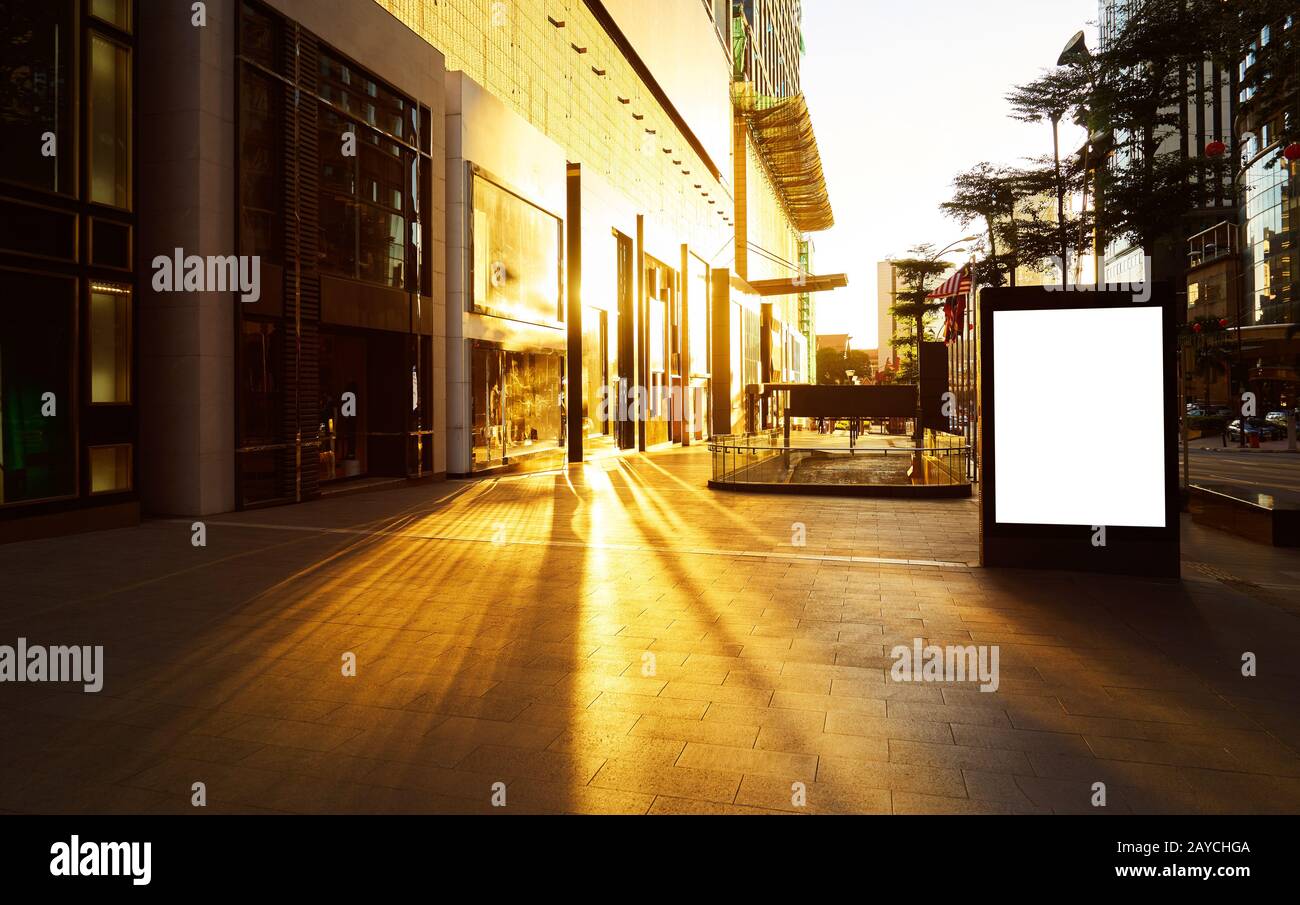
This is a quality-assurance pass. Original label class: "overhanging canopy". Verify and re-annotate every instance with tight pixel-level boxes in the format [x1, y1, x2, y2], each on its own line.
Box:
[747, 273, 848, 296]
[734, 85, 835, 233]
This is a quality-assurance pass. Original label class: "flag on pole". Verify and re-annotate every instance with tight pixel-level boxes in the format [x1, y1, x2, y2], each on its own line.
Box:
[927, 265, 971, 300]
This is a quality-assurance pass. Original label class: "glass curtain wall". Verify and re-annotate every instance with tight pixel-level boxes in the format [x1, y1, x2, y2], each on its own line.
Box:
[0, 0, 73, 193]
[0, 1, 136, 518]
[1242, 143, 1298, 327]
[236, 2, 432, 505]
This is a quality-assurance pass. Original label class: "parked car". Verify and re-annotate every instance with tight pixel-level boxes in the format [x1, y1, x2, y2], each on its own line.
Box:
[1265, 411, 1293, 428]
[1227, 418, 1285, 442]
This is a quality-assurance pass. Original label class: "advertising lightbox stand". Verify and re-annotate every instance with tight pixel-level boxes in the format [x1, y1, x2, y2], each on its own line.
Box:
[979, 285, 1179, 578]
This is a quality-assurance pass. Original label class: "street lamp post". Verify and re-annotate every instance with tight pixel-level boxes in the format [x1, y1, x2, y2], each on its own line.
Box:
[1054, 31, 1092, 289]
[1051, 110, 1069, 284]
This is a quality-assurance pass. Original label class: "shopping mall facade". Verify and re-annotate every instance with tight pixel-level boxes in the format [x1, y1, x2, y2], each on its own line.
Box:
[0, 0, 839, 541]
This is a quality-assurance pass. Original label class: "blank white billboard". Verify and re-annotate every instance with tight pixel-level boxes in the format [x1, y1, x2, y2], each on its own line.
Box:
[992, 307, 1166, 528]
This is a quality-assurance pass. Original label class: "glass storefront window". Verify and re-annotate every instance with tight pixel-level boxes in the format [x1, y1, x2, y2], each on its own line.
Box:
[318, 105, 411, 288]
[88, 444, 131, 494]
[90, 0, 131, 32]
[318, 50, 407, 141]
[241, 1, 278, 69]
[0, 272, 76, 505]
[0, 0, 73, 193]
[649, 295, 666, 373]
[729, 301, 744, 432]
[743, 306, 761, 388]
[318, 331, 369, 481]
[240, 66, 282, 262]
[89, 285, 131, 403]
[582, 307, 606, 438]
[89, 34, 131, 208]
[643, 260, 675, 446]
[471, 175, 562, 326]
[471, 343, 564, 470]
[358, 135, 406, 286]
[318, 106, 359, 279]
[689, 257, 710, 376]
[240, 320, 281, 445]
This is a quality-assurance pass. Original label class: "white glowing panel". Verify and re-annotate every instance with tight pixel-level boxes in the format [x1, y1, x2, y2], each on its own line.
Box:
[993, 307, 1165, 528]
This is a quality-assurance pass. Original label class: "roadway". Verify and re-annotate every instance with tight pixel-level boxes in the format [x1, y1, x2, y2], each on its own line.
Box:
[1184, 447, 1300, 495]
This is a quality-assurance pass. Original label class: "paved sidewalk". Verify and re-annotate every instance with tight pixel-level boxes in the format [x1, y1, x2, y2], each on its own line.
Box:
[1, 446, 1298, 814]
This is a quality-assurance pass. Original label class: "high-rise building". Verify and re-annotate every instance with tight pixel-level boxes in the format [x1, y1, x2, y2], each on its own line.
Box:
[1237, 14, 1298, 333]
[1097, 0, 1238, 286]
[729, 0, 841, 431]
[736, 0, 802, 100]
[876, 261, 900, 371]
[1185, 12, 1299, 414]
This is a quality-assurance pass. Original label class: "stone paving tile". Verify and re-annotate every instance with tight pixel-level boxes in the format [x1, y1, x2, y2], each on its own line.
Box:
[950, 724, 1094, 756]
[701, 702, 828, 731]
[547, 730, 686, 767]
[892, 792, 1050, 815]
[454, 744, 608, 786]
[735, 774, 891, 814]
[889, 739, 1036, 775]
[217, 716, 364, 753]
[824, 712, 955, 743]
[885, 700, 1015, 728]
[755, 726, 890, 762]
[768, 690, 888, 715]
[660, 680, 774, 707]
[815, 756, 968, 797]
[588, 691, 708, 720]
[497, 780, 655, 815]
[1026, 752, 1198, 792]
[120, 757, 287, 808]
[676, 741, 819, 779]
[1, 446, 1299, 814]
[589, 759, 742, 803]
[629, 714, 761, 747]
[647, 795, 786, 815]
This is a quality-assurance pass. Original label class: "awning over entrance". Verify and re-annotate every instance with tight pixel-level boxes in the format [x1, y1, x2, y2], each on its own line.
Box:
[747, 273, 848, 296]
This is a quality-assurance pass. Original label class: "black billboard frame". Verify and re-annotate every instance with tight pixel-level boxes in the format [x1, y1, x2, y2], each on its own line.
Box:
[979, 284, 1180, 578]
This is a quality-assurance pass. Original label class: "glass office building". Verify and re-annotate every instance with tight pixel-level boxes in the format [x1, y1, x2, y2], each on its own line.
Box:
[1235, 14, 1298, 410]
[1242, 146, 1298, 328]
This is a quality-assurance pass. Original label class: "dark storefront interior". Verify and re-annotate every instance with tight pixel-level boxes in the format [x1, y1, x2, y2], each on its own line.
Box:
[235, 1, 435, 507]
[643, 256, 680, 449]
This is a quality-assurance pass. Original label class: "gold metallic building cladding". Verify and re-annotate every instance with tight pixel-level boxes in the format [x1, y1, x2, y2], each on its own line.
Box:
[374, 0, 733, 253]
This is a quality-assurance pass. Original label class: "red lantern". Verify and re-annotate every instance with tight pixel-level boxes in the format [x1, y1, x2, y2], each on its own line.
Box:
[1218, 318, 1229, 328]
[1284, 143, 1300, 162]
[1205, 140, 1227, 158]
[1192, 323, 1203, 334]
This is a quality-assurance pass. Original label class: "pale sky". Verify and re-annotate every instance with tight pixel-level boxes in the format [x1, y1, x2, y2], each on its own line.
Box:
[802, 0, 1098, 349]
